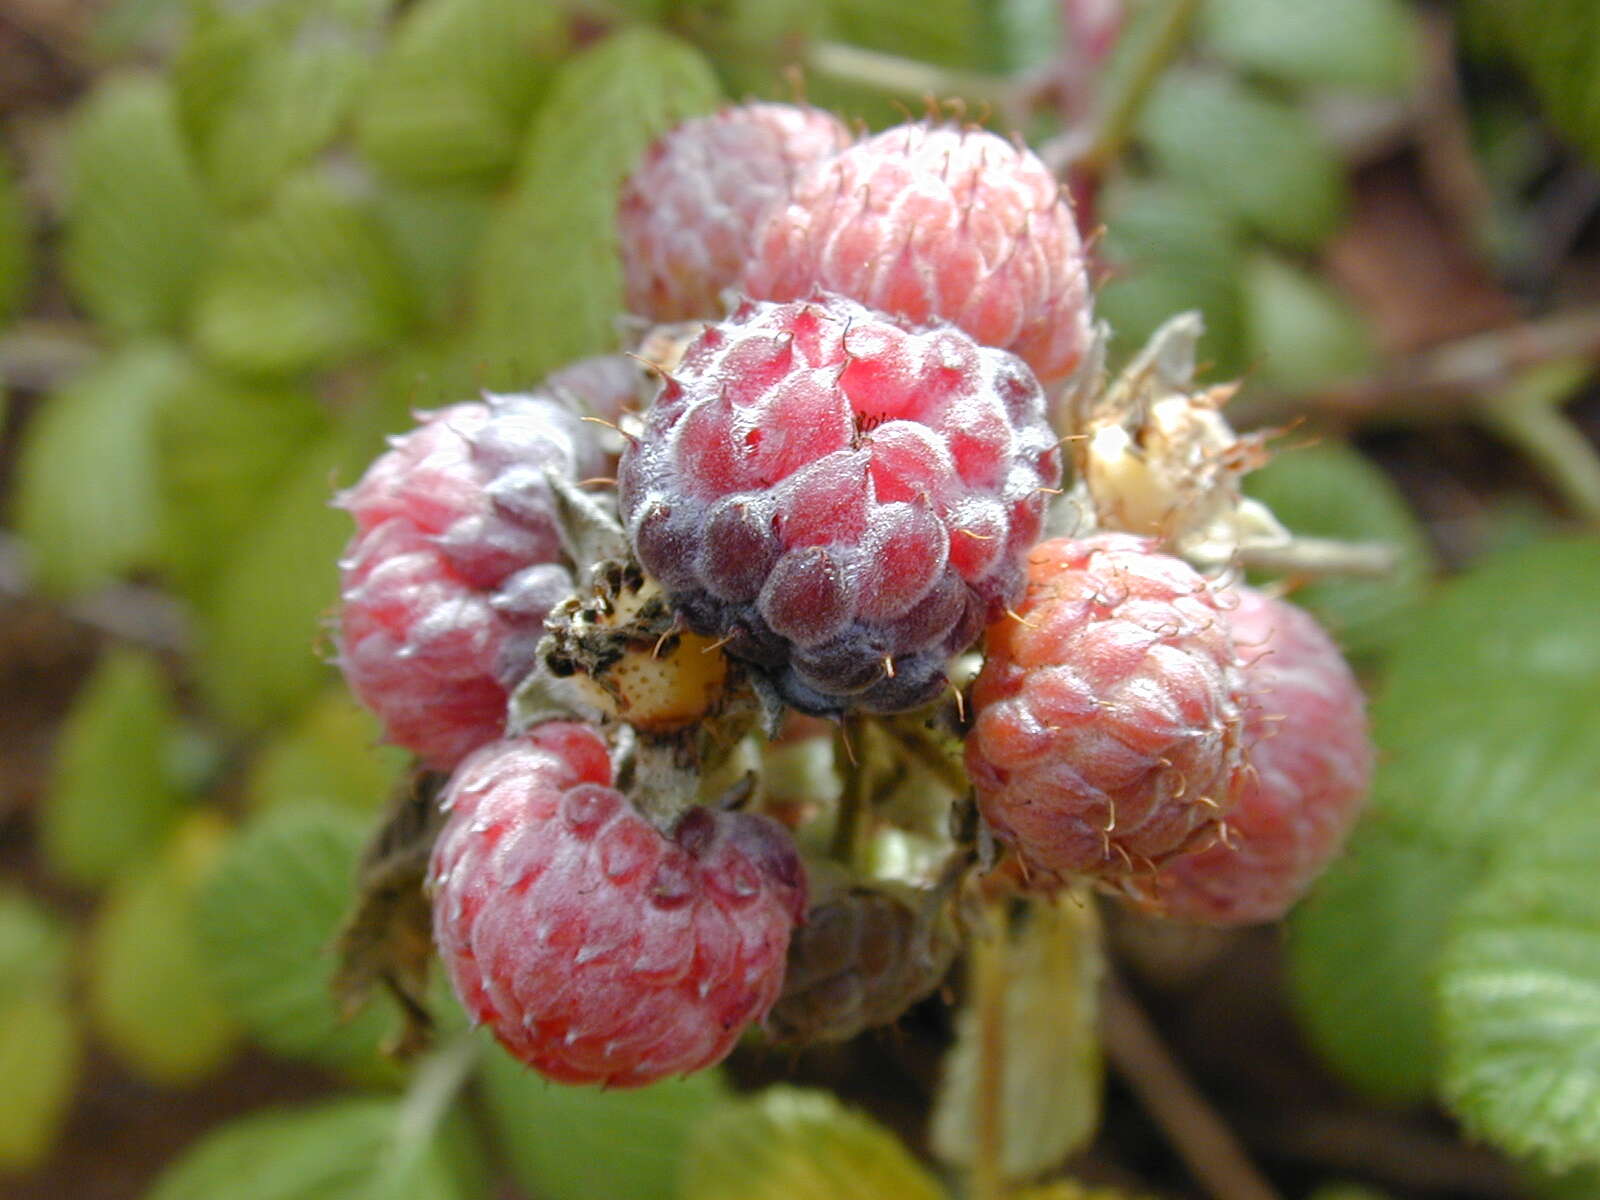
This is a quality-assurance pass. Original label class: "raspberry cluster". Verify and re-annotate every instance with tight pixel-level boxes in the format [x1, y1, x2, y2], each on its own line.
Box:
[333, 99, 1373, 1092]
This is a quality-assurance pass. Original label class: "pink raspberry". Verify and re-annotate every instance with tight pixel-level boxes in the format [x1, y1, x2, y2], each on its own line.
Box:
[1137, 588, 1372, 925]
[743, 122, 1092, 383]
[336, 392, 605, 769]
[429, 723, 807, 1087]
[966, 534, 1247, 884]
[617, 292, 1062, 716]
[618, 103, 853, 322]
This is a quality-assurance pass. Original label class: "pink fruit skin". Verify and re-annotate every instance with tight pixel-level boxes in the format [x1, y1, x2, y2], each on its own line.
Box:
[1139, 587, 1373, 925]
[429, 723, 807, 1087]
[744, 123, 1093, 383]
[617, 291, 1061, 715]
[618, 103, 853, 321]
[967, 534, 1246, 883]
[337, 394, 603, 769]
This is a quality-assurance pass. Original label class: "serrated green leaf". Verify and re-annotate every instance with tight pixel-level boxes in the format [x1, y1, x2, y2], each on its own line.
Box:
[246, 689, 405, 814]
[0, 151, 30, 325]
[12, 343, 186, 595]
[194, 173, 417, 374]
[145, 1096, 468, 1200]
[1199, 0, 1417, 94]
[192, 435, 350, 729]
[41, 649, 186, 885]
[63, 73, 216, 335]
[683, 1086, 944, 1200]
[0, 891, 72, 1007]
[1288, 538, 1600, 1100]
[1242, 440, 1434, 657]
[1439, 816, 1600, 1171]
[89, 816, 238, 1085]
[197, 804, 398, 1078]
[472, 28, 721, 387]
[1467, 0, 1600, 166]
[0, 995, 81, 1171]
[357, 0, 566, 181]
[1242, 253, 1376, 392]
[478, 1048, 725, 1200]
[932, 894, 1102, 1179]
[1139, 69, 1346, 248]
[155, 370, 330, 600]
[1096, 178, 1247, 376]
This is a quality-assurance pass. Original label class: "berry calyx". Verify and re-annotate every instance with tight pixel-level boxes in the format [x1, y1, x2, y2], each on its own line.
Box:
[617, 292, 1062, 716]
[966, 534, 1247, 884]
[429, 722, 807, 1087]
[744, 123, 1092, 383]
[618, 103, 853, 322]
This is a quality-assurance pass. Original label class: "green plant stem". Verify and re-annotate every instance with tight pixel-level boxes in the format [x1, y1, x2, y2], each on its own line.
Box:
[969, 903, 1008, 1200]
[875, 715, 969, 798]
[1475, 360, 1600, 528]
[1077, 0, 1201, 176]
[805, 41, 1019, 116]
[378, 1031, 482, 1191]
[830, 721, 871, 867]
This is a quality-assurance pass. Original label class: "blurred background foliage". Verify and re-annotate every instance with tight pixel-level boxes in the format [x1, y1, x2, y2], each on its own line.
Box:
[1, 0, 1599, 1197]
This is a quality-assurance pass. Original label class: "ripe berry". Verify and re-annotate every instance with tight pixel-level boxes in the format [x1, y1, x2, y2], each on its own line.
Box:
[429, 723, 807, 1087]
[966, 534, 1246, 884]
[767, 870, 958, 1045]
[336, 393, 604, 769]
[618, 103, 853, 322]
[1138, 588, 1372, 925]
[744, 123, 1092, 383]
[617, 292, 1062, 716]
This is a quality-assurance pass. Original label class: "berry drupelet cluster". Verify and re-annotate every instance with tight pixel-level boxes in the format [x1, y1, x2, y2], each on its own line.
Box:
[332, 101, 1373, 1090]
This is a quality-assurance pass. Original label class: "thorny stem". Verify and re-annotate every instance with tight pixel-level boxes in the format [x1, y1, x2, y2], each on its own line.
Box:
[1474, 360, 1600, 528]
[1103, 973, 1282, 1200]
[969, 902, 1009, 1200]
[1072, 0, 1201, 178]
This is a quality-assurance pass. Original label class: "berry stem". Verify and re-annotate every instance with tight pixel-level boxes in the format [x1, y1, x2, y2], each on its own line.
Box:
[1070, 0, 1201, 180]
[804, 41, 1022, 122]
[829, 722, 871, 868]
[374, 1031, 483, 1193]
[1474, 359, 1600, 527]
[1235, 537, 1400, 580]
[874, 714, 969, 799]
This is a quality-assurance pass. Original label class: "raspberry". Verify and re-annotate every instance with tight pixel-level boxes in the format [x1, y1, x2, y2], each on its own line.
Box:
[966, 534, 1246, 884]
[767, 871, 958, 1045]
[1138, 588, 1372, 924]
[744, 123, 1092, 383]
[336, 392, 605, 769]
[618, 103, 853, 322]
[428, 723, 807, 1087]
[617, 292, 1062, 716]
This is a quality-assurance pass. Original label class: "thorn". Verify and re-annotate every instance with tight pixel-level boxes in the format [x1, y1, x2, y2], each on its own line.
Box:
[701, 633, 735, 655]
[957, 527, 996, 540]
[882, 655, 896, 679]
[950, 682, 967, 724]
[577, 477, 616, 488]
[1005, 606, 1040, 629]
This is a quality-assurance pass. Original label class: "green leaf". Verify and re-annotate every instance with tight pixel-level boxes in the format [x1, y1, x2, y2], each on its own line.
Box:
[197, 804, 398, 1079]
[194, 173, 417, 375]
[0, 995, 81, 1171]
[1242, 440, 1434, 657]
[12, 343, 185, 594]
[63, 73, 216, 335]
[824, 0, 984, 69]
[40, 649, 186, 886]
[932, 894, 1102, 1179]
[1439, 813, 1600, 1171]
[0, 890, 72, 1005]
[145, 1096, 469, 1200]
[372, 183, 495, 325]
[357, 0, 566, 181]
[682, 1086, 945, 1200]
[1139, 69, 1346, 248]
[1466, 0, 1600, 166]
[1288, 538, 1600, 1099]
[246, 689, 406, 814]
[1199, 0, 1417, 94]
[1096, 178, 1247, 376]
[88, 816, 238, 1085]
[191, 435, 349, 729]
[0, 151, 29, 324]
[155, 370, 330, 600]
[978, 0, 1064, 75]
[1241, 253, 1376, 393]
[471, 28, 721, 387]
[478, 1048, 726, 1200]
